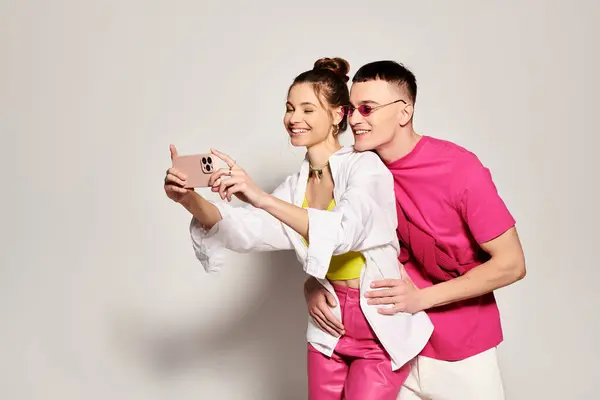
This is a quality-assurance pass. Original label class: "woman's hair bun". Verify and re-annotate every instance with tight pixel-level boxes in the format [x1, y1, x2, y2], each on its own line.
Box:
[313, 57, 350, 82]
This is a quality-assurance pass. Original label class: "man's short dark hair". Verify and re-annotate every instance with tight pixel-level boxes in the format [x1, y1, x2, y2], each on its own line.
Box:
[352, 61, 417, 103]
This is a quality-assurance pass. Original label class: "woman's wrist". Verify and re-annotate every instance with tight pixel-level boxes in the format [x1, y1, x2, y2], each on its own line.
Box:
[180, 191, 200, 212]
[182, 192, 208, 221]
[255, 191, 273, 210]
[182, 191, 224, 229]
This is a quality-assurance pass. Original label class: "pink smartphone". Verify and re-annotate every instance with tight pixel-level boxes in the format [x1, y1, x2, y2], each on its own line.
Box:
[172, 153, 224, 188]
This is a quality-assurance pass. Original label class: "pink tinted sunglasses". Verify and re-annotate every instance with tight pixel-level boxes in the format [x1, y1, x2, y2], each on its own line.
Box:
[344, 99, 407, 117]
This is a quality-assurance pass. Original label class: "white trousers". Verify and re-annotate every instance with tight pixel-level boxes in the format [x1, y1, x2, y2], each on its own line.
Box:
[399, 348, 505, 400]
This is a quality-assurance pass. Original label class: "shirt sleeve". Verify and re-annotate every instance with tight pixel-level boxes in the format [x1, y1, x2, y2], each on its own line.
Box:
[458, 156, 516, 244]
[189, 175, 295, 273]
[303, 152, 399, 279]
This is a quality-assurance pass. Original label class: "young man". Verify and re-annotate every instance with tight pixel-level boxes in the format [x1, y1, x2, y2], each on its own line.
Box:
[304, 61, 526, 400]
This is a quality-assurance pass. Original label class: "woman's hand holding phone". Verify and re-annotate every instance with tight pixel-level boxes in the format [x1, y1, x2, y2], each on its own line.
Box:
[165, 145, 269, 209]
[164, 145, 196, 204]
[208, 148, 268, 209]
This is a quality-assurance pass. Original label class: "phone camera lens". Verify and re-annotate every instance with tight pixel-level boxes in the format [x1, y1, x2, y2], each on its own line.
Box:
[207, 157, 212, 164]
[202, 157, 207, 164]
[206, 165, 212, 172]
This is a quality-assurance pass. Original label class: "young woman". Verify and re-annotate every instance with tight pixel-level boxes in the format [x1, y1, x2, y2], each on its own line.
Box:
[164, 58, 433, 400]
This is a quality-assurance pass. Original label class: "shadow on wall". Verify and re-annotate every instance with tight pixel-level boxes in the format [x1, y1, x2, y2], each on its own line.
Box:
[116, 250, 310, 399]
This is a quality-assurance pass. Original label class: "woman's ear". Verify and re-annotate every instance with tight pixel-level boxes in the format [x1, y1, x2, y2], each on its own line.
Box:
[332, 106, 344, 126]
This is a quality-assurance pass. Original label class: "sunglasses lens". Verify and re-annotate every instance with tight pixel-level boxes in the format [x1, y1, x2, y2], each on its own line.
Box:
[358, 105, 372, 116]
[346, 105, 375, 116]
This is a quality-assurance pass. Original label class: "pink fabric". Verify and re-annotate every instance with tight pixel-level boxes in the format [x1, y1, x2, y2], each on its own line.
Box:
[386, 136, 516, 361]
[307, 284, 410, 400]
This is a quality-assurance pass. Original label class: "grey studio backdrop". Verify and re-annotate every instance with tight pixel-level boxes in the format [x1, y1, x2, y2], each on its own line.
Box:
[1, 1, 598, 399]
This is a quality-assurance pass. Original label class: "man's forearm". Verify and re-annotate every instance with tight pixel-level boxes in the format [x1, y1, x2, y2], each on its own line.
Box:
[420, 254, 526, 310]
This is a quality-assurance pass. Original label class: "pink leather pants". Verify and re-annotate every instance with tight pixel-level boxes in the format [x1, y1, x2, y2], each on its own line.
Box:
[307, 284, 410, 400]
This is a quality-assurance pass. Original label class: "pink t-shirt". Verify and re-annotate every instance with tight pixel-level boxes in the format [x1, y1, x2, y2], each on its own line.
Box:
[385, 135, 516, 361]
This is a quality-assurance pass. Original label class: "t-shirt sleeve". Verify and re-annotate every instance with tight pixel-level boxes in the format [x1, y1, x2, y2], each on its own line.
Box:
[458, 157, 516, 244]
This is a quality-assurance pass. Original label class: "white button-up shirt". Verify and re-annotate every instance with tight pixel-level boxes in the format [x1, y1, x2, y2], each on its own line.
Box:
[189, 146, 433, 370]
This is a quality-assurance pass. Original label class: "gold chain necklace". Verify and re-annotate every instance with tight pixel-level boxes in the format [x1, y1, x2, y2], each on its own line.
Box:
[309, 161, 329, 181]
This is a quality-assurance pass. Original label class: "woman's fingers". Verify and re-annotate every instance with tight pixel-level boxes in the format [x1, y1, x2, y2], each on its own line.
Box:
[169, 144, 179, 161]
[217, 177, 242, 199]
[167, 167, 187, 181]
[209, 168, 231, 186]
[165, 172, 186, 187]
[210, 168, 244, 187]
[210, 148, 236, 168]
[165, 184, 187, 195]
[225, 183, 247, 201]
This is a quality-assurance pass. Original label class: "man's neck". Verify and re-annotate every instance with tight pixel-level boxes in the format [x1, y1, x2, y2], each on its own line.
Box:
[376, 128, 422, 164]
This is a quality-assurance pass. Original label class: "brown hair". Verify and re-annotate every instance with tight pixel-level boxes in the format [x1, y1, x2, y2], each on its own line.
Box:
[289, 57, 351, 133]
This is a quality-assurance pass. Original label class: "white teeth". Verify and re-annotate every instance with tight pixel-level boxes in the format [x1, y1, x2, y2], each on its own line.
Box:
[355, 130, 370, 135]
[291, 129, 309, 134]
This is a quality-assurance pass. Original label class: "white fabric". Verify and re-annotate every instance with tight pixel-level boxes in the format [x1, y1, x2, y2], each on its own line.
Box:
[399, 348, 505, 400]
[189, 146, 433, 371]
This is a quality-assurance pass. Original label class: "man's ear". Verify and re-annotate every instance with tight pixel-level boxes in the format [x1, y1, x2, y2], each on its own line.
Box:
[399, 103, 414, 127]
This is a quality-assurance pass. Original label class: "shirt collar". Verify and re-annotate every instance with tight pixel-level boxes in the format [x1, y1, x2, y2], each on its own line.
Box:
[294, 146, 354, 205]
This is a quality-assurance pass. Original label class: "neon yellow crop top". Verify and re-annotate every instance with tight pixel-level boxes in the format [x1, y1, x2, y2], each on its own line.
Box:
[301, 197, 365, 281]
